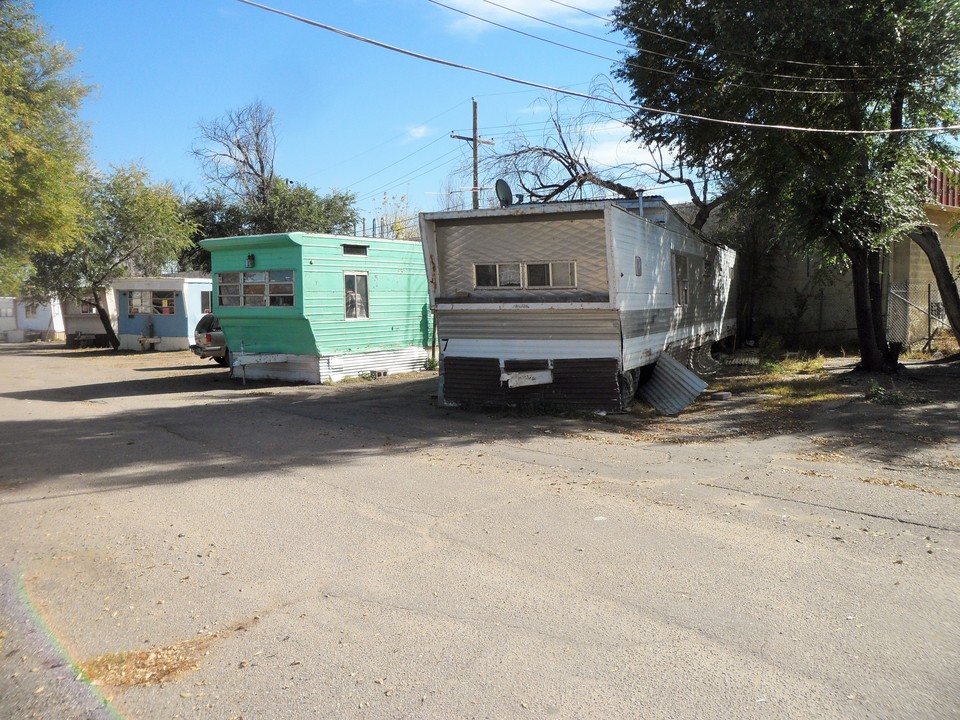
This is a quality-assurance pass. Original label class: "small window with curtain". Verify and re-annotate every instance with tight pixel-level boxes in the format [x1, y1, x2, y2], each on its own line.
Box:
[129, 291, 150, 314]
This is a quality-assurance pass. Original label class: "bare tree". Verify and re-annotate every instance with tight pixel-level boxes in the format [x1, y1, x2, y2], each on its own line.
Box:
[480, 92, 724, 229]
[193, 100, 277, 210]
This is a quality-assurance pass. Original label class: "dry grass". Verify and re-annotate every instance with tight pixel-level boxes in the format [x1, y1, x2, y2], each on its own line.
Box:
[860, 476, 960, 498]
[711, 355, 847, 407]
[78, 616, 261, 689]
[79, 636, 215, 688]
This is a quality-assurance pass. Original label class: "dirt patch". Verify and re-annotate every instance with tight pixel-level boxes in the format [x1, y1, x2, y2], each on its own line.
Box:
[79, 636, 215, 688]
[78, 616, 261, 689]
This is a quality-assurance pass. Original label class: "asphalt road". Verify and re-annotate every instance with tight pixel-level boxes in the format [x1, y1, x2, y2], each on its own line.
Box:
[1, 344, 958, 719]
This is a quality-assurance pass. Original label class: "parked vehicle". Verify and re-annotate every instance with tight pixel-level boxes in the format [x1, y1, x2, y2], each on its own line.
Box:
[191, 313, 228, 365]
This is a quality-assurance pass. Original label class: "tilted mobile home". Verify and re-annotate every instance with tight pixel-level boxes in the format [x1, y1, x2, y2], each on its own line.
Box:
[419, 196, 737, 411]
[201, 232, 433, 383]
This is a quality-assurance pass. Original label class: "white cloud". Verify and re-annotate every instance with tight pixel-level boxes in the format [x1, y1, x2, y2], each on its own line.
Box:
[404, 124, 431, 142]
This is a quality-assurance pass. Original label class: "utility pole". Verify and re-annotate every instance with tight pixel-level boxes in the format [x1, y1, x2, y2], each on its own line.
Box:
[451, 98, 494, 210]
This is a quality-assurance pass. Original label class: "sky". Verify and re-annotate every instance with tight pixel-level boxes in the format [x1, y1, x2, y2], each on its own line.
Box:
[31, 0, 688, 234]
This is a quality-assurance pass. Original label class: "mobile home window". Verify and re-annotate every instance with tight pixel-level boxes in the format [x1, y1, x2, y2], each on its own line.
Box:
[345, 273, 369, 319]
[129, 291, 149, 314]
[153, 291, 176, 314]
[342, 244, 368, 256]
[216, 270, 294, 308]
[474, 263, 521, 288]
[200, 290, 212, 314]
[475, 261, 576, 289]
[128, 290, 175, 314]
[526, 261, 576, 288]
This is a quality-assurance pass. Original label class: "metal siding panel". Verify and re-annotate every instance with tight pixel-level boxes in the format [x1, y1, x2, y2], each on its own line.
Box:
[232, 354, 322, 384]
[441, 356, 621, 411]
[638, 352, 708, 416]
[434, 213, 609, 301]
[300, 237, 432, 355]
[323, 346, 430, 381]
[443, 338, 620, 360]
[441, 357, 506, 406]
[609, 205, 675, 312]
[551, 358, 621, 410]
[438, 309, 620, 341]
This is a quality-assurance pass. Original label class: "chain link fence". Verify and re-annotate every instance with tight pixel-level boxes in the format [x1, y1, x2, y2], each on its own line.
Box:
[887, 281, 951, 349]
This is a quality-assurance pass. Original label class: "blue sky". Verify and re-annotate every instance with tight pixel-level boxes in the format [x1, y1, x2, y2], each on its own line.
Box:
[32, 0, 685, 231]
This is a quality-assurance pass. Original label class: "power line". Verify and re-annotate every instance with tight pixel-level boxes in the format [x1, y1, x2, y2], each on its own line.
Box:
[345, 133, 447, 189]
[354, 146, 466, 203]
[308, 98, 471, 180]
[546, 0, 909, 72]
[428, 0, 872, 96]
[233, 0, 960, 136]
[471, 0, 891, 86]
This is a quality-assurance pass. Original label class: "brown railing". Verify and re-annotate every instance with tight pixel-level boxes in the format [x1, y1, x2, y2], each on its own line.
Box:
[928, 167, 960, 207]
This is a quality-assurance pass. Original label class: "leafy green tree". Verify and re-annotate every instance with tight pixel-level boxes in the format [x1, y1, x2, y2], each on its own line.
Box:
[177, 182, 360, 272]
[254, 181, 358, 236]
[178, 190, 248, 272]
[27, 164, 196, 349]
[0, 0, 89, 258]
[612, 0, 960, 370]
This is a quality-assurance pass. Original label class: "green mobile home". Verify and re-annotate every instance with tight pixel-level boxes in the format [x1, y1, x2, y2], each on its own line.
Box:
[201, 232, 433, 383]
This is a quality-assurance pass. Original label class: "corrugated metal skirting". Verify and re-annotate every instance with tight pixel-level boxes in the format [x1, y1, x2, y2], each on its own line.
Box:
[638, 352, 708, 416]
[441, 356, 621, 411]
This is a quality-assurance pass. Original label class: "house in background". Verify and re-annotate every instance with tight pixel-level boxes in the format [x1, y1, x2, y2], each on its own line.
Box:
[112, 276, 212, 351]
[4, 298, 65, 342]
[886, 169, 960, 347]
[703, 169, 960, 351]
[0, 298, 16, 339]
[201, 232, 432, 383]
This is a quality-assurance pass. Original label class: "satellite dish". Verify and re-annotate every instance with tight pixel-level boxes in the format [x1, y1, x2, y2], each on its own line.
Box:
[495, 179, 513, 207]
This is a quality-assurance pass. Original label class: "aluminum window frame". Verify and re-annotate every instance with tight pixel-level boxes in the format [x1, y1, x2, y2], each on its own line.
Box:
[474, 261, 577, 290]
[216, 270, 295, 308]
[344, 271, 369, 320]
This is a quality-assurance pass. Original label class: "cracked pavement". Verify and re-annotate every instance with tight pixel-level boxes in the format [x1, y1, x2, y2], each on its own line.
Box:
[1, 344, 958, 719]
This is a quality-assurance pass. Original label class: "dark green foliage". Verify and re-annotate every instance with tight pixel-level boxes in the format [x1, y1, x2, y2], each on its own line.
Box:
[612, 0, 960, 369]
[0, 0, 89, 257]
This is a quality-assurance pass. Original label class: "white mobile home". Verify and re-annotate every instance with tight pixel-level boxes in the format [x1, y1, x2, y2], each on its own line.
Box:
[7, 298, 65, 342]
[419, 196, 737, 411]
[62, 289, 119, 348]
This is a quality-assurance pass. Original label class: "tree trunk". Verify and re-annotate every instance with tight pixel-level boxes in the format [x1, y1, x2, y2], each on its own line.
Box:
[849, 249, 886, 371]
[867, 250, 891, 360]
[92, 288, 120, 350]
[908, 225, 960, 346]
